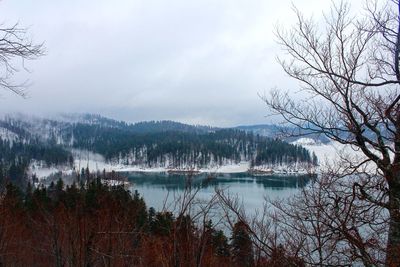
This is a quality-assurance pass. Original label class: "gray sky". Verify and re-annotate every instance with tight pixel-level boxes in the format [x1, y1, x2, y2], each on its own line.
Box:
[0, 0, 363, 126]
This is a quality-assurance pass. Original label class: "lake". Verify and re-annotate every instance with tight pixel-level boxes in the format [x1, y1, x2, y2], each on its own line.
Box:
[125, 172, 314, 213]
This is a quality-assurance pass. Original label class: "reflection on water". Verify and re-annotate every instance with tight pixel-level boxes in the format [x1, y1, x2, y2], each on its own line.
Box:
[125, 172, 314, 212]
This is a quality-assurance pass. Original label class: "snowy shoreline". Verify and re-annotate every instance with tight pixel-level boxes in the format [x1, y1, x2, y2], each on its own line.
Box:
[30, 159, 314, 180]
[32, 139, 353, 180]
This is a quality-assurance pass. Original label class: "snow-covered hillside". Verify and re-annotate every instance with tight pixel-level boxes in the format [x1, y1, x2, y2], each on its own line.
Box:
[291, 138, 371, 172]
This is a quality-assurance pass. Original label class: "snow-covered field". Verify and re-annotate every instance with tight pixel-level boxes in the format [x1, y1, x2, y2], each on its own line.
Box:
[72, 149, 115, 172]
[291, 138, 346, 164]
[201, 161, 250, 173]
[102, 161, 250, 174]
[29, 161, 73, 180]
[291, 138, 370, 172]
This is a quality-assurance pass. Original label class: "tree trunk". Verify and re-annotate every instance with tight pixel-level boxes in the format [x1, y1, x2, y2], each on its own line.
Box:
[386, 176, 400, 266]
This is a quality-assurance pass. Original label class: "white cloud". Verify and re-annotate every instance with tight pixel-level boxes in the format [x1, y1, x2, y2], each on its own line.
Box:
[0, 0, 364, 126]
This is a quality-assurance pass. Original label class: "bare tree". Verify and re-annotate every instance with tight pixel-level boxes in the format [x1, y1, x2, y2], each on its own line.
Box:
[263, 0, 400, 265]
[0, 23, 44, 96]
[272, 171, 387, 266]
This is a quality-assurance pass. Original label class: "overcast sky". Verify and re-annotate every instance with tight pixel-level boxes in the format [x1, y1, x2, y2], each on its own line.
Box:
[0, 0, 363, 126]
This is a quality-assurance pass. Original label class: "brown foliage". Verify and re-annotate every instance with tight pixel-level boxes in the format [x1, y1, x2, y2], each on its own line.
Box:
[0, 180, 237, 267]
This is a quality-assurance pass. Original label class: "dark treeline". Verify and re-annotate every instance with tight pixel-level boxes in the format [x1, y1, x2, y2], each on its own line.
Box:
[0, 176, 303, 267]
[0, 138, 73, 189]
[0, 139, 72, 167]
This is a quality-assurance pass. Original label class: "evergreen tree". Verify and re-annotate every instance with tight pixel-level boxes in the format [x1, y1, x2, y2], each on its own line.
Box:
[212, 230, 230, 257]
[230, 221, 254, 267]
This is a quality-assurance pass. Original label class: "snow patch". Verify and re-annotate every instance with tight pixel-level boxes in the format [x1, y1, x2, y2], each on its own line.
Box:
[0, 127, 18, 143]
[30, 167, 59, 179]
[101, 179, 129, 186]
[116, 166, 168, 173]
[291, 140, 370, 172]
[29, 161, 71, 180]
[72, 149, 115, 172]
[292, 137, 317, 146]
[199, 162, 250, 173]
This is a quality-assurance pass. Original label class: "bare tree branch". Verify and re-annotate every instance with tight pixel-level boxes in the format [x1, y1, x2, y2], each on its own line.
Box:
[0, 23, 45, 97]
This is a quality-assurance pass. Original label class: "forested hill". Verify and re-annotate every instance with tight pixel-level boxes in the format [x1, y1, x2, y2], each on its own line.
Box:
[68, 125, 316, 168]
[236, 124, 331, 144]
[0, 114, 317, 186]
[58, 113, 216, 134]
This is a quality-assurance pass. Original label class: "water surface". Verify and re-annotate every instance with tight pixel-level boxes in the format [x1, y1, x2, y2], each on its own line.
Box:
[126, 172, 313, 212]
